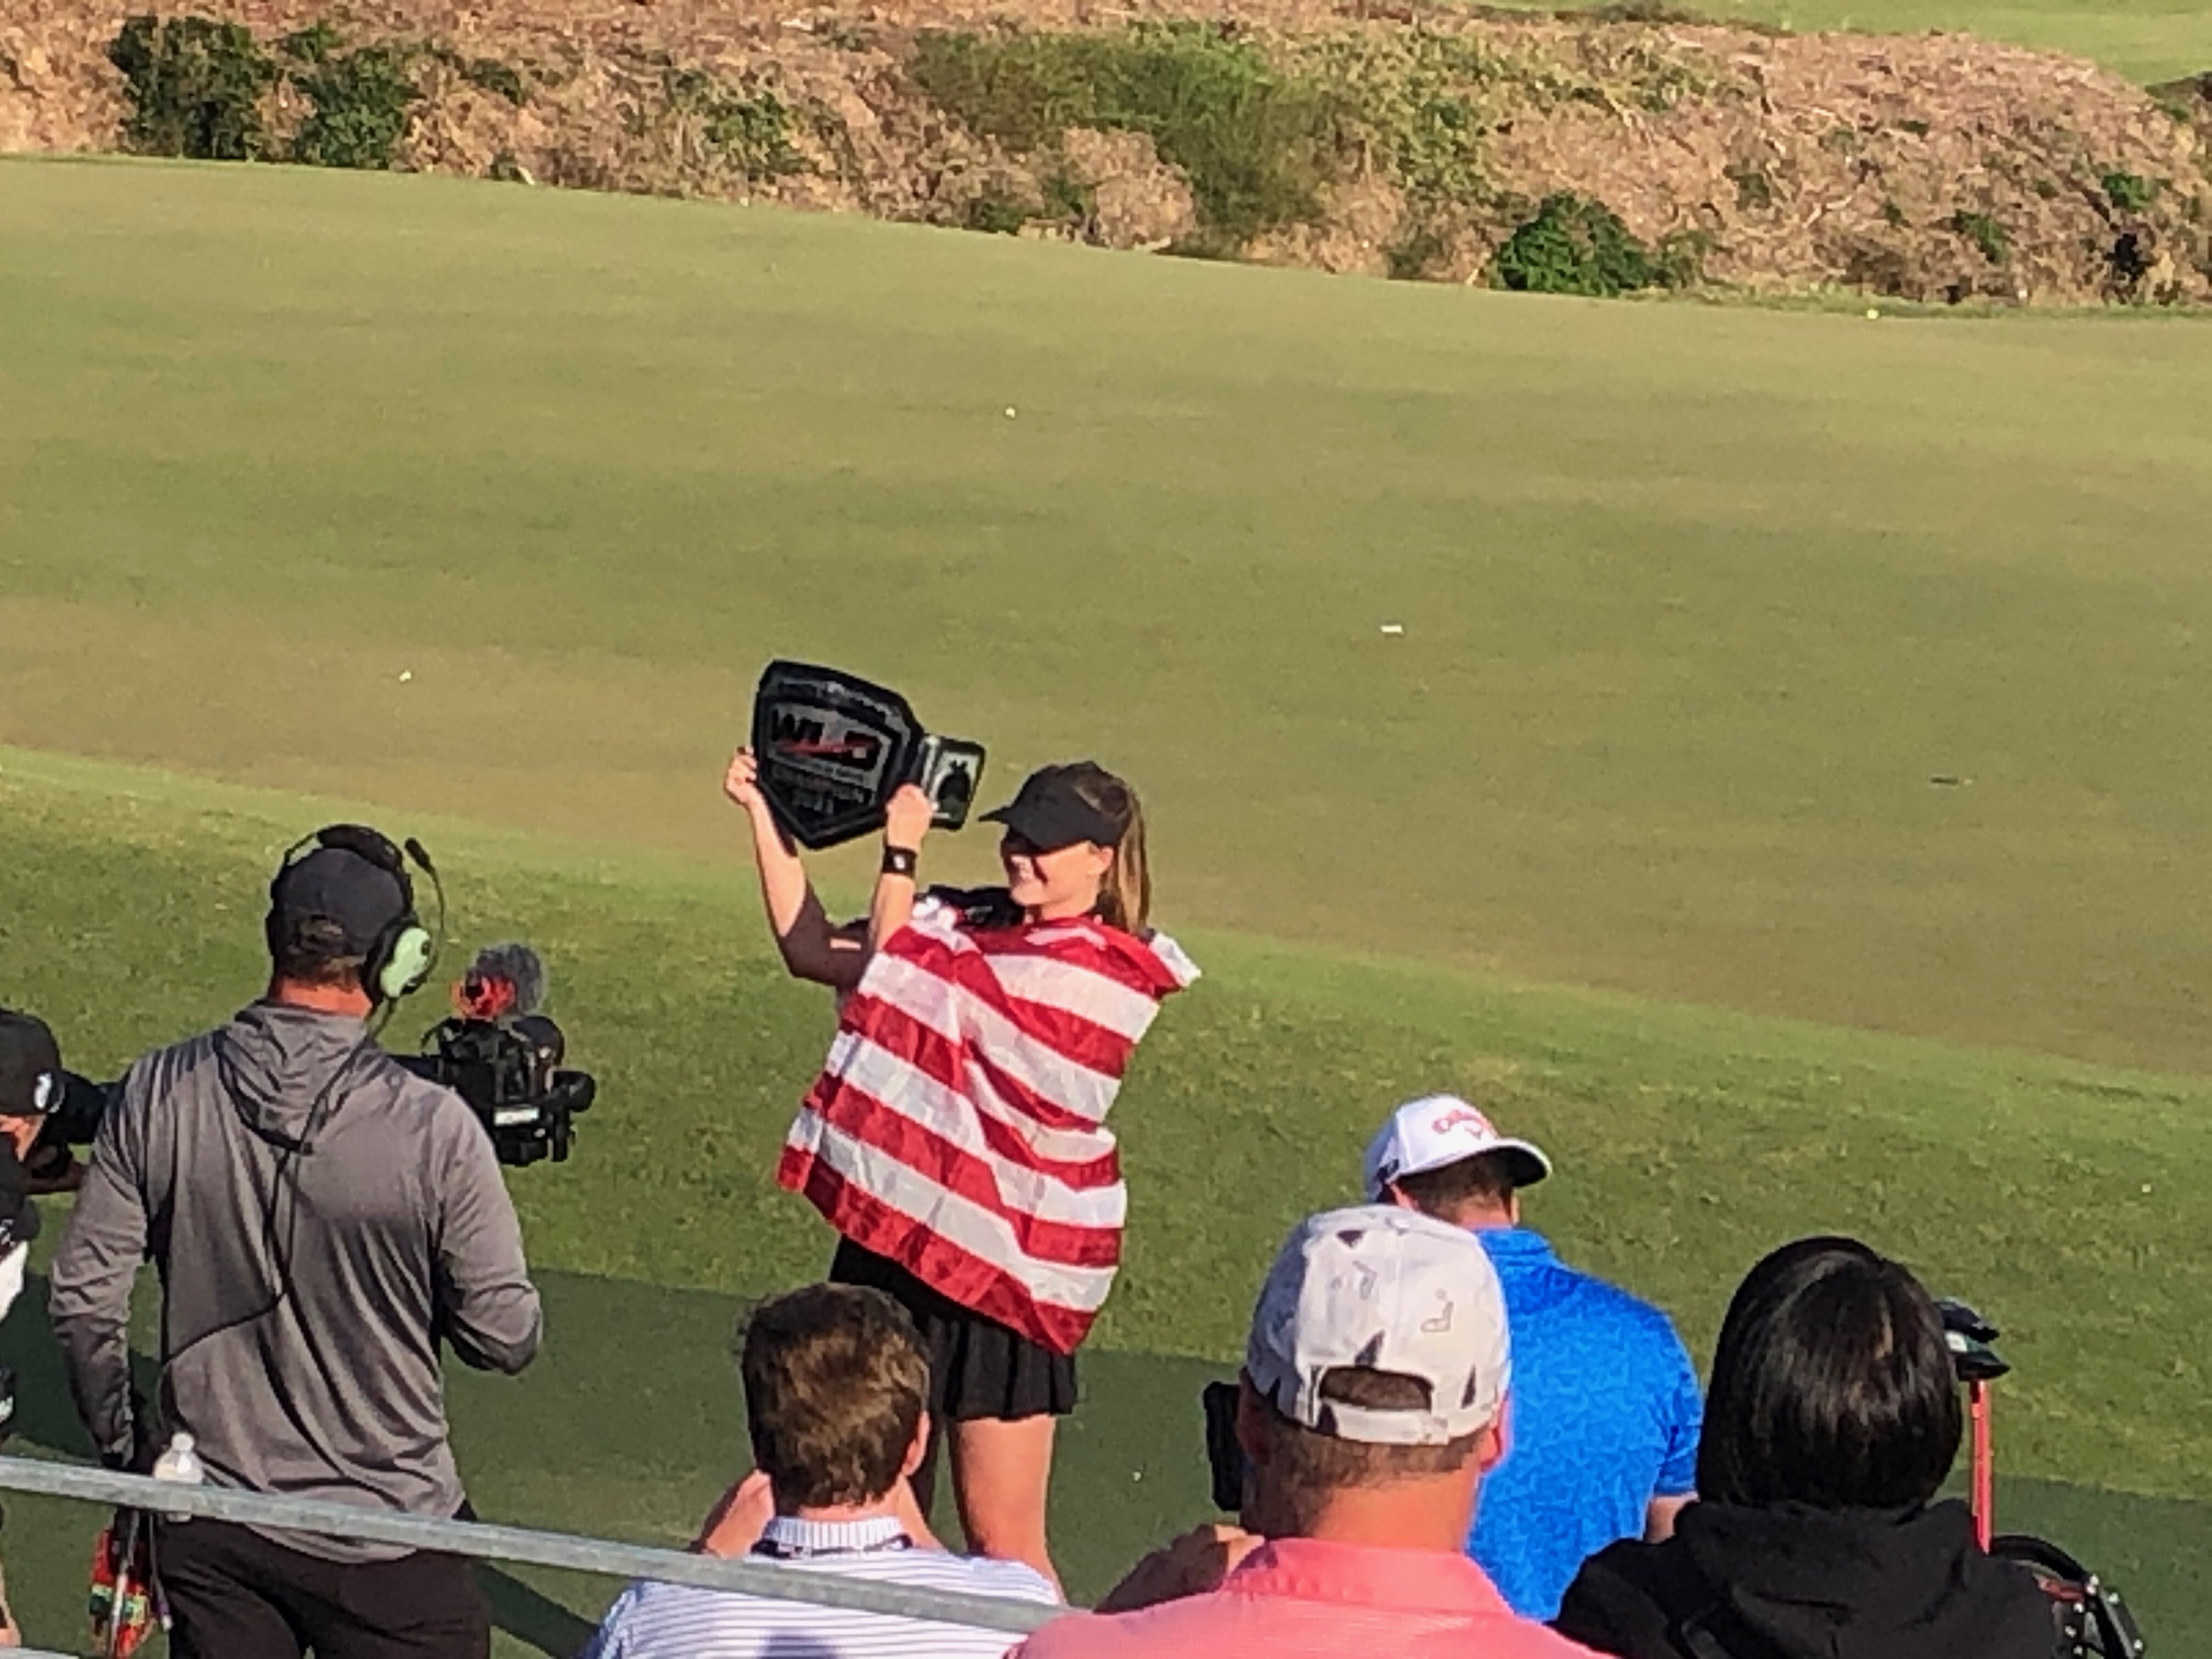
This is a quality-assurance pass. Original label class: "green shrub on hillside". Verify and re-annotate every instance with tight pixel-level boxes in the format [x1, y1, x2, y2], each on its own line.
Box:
[1652, 227, 1716, 288]
[1726, 162, 1773, 210]
[460, 55, 529, 108]
[1383, 223, 1451, 279]
[1488, 193, 1660, 295]
[1951, 208, 2009, 264]
[107, 15, 278, 161]
[290, 41, 421, 170]
[419, 44, 530, 108]
[911, 25, 1342, 245]
[1295, 31, 1496, 209]
[277, 20, 343, 65]
[963, 184, 1037, 234]
[2102, 170, 2157, 213]
[665, 70, 806, 183]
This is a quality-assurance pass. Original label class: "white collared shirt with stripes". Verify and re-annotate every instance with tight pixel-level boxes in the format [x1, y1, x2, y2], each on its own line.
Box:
[578, 1514, 1062, 1658]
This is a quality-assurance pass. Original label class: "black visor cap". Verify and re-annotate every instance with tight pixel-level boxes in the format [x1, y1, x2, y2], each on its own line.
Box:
[0, 1009, 62, 1118]
[269, 846, 409, 956]
[983, 771, 1123, 852]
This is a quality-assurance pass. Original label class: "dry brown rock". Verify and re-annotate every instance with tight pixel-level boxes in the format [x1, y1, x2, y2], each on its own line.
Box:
[1060, 127, 1198, 249]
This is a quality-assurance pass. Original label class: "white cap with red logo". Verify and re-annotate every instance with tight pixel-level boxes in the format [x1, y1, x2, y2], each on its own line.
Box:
[1362, 1093, 1552, 1200]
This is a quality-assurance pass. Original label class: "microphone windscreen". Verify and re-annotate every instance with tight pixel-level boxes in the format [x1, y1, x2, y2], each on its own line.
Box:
[469, 943, 547, 1014]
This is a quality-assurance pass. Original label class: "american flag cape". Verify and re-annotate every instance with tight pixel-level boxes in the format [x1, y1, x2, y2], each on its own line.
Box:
[779, 898, 1200, 1355]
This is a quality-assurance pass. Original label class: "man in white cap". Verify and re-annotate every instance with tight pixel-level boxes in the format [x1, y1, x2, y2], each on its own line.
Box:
[1365, 1095, 1702, 1621]
[1014, 1205, 1595, 1657]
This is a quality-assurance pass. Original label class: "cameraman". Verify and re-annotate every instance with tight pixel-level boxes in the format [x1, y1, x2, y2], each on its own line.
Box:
[49, 826, 544, 1659]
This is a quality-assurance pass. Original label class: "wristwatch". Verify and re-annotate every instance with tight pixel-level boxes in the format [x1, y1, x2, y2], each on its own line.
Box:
[881, 845, 919, 879]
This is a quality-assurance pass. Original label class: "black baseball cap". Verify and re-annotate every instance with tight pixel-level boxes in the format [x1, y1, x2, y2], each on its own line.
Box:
[982, 768, 1124, 851]
[0, 1010, 62, 1120]
[268, 845, 409, 957]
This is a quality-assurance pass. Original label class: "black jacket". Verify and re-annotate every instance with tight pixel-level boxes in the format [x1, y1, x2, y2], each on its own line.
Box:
[1554, 1499, 2061, 1659]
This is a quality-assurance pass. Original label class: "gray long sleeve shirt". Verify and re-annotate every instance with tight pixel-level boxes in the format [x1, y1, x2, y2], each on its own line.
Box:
[49, 1001, 542, 1560]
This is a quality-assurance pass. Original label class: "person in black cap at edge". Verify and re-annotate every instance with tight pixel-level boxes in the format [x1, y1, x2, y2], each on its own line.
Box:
[49, 826, 543, 1659]
[0, 1007, 65, 1646]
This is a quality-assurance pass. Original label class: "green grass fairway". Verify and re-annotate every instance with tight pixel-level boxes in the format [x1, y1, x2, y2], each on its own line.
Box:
[2, 157, 2211, 1651]
[5, 159, 2212, 1077]
[1562, 0, 2211, 83]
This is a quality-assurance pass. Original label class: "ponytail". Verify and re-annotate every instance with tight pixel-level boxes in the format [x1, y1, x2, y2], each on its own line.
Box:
[1057, 763, 1151, 934]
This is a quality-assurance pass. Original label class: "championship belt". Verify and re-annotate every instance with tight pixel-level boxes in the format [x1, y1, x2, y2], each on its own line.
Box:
[751, 662, 986, 850]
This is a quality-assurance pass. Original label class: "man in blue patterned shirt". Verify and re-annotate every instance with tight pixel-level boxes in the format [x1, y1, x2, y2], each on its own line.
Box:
[1364, 1094, 1703, 1621]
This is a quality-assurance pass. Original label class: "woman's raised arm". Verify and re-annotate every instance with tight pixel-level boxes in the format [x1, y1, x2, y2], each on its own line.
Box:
[725, 748, 866, 990]
[866, 785, 936, 956]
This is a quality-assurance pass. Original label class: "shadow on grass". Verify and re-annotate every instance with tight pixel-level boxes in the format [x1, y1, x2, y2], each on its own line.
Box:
[480, 1564, 598, 1656]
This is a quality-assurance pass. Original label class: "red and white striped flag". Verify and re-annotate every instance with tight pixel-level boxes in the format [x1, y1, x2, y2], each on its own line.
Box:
[780, 899, 1200, 1355]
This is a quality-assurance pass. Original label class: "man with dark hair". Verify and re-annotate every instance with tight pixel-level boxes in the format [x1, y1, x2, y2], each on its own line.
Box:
[49, 826, 541, 1659]
[1367, 1095, 1702, 1620]
[1555, 1237, 2056, 1659]
[582, 1281, 1058, 1657]
[1015, 1205, 1595, 1658]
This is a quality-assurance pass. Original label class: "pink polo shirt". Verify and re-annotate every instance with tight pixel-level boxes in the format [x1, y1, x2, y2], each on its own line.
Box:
[1015, 1537, 1601, 1659]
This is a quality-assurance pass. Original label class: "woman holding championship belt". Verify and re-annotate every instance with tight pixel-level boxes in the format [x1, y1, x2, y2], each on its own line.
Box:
[726, 749, 1198, 1585]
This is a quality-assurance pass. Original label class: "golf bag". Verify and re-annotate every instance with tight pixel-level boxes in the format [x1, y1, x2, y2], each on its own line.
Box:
[1992, 1536, 2147, 1659]
[1940, 1300, 2147, 1658]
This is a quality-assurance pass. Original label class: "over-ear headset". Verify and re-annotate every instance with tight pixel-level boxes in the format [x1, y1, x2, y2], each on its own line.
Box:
[267, 825, 445, 1006]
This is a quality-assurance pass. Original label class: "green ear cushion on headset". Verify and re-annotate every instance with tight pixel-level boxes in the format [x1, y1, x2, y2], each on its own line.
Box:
[380, 926, 436, 1004]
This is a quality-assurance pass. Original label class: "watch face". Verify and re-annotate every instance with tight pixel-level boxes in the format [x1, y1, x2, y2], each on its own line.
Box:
[752, 662, 926, 850]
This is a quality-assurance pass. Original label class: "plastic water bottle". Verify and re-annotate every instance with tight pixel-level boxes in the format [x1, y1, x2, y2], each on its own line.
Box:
[151, 1431, 205, 1522]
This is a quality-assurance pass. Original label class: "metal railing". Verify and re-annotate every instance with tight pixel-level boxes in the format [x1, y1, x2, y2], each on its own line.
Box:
[0, 1455, 1065, 1649]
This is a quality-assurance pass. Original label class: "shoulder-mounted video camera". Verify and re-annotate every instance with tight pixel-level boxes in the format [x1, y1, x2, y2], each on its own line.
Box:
[752, 661, 986, 851]
[394, 945, 596, 1166]
[21, 1071, 111, 1193]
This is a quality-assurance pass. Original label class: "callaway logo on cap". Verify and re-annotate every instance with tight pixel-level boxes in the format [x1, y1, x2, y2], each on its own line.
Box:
[1363, 1092, 1552, 1200]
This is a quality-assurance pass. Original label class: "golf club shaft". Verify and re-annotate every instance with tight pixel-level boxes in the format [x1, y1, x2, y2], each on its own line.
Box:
[1970, 1381, 1995, 1549]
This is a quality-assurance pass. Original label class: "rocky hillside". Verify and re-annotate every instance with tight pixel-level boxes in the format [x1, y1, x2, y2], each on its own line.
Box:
[5, 0, 2209, 303]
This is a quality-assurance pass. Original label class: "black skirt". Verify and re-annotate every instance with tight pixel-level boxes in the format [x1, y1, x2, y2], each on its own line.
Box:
[829, 1239, 1079, 1422]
